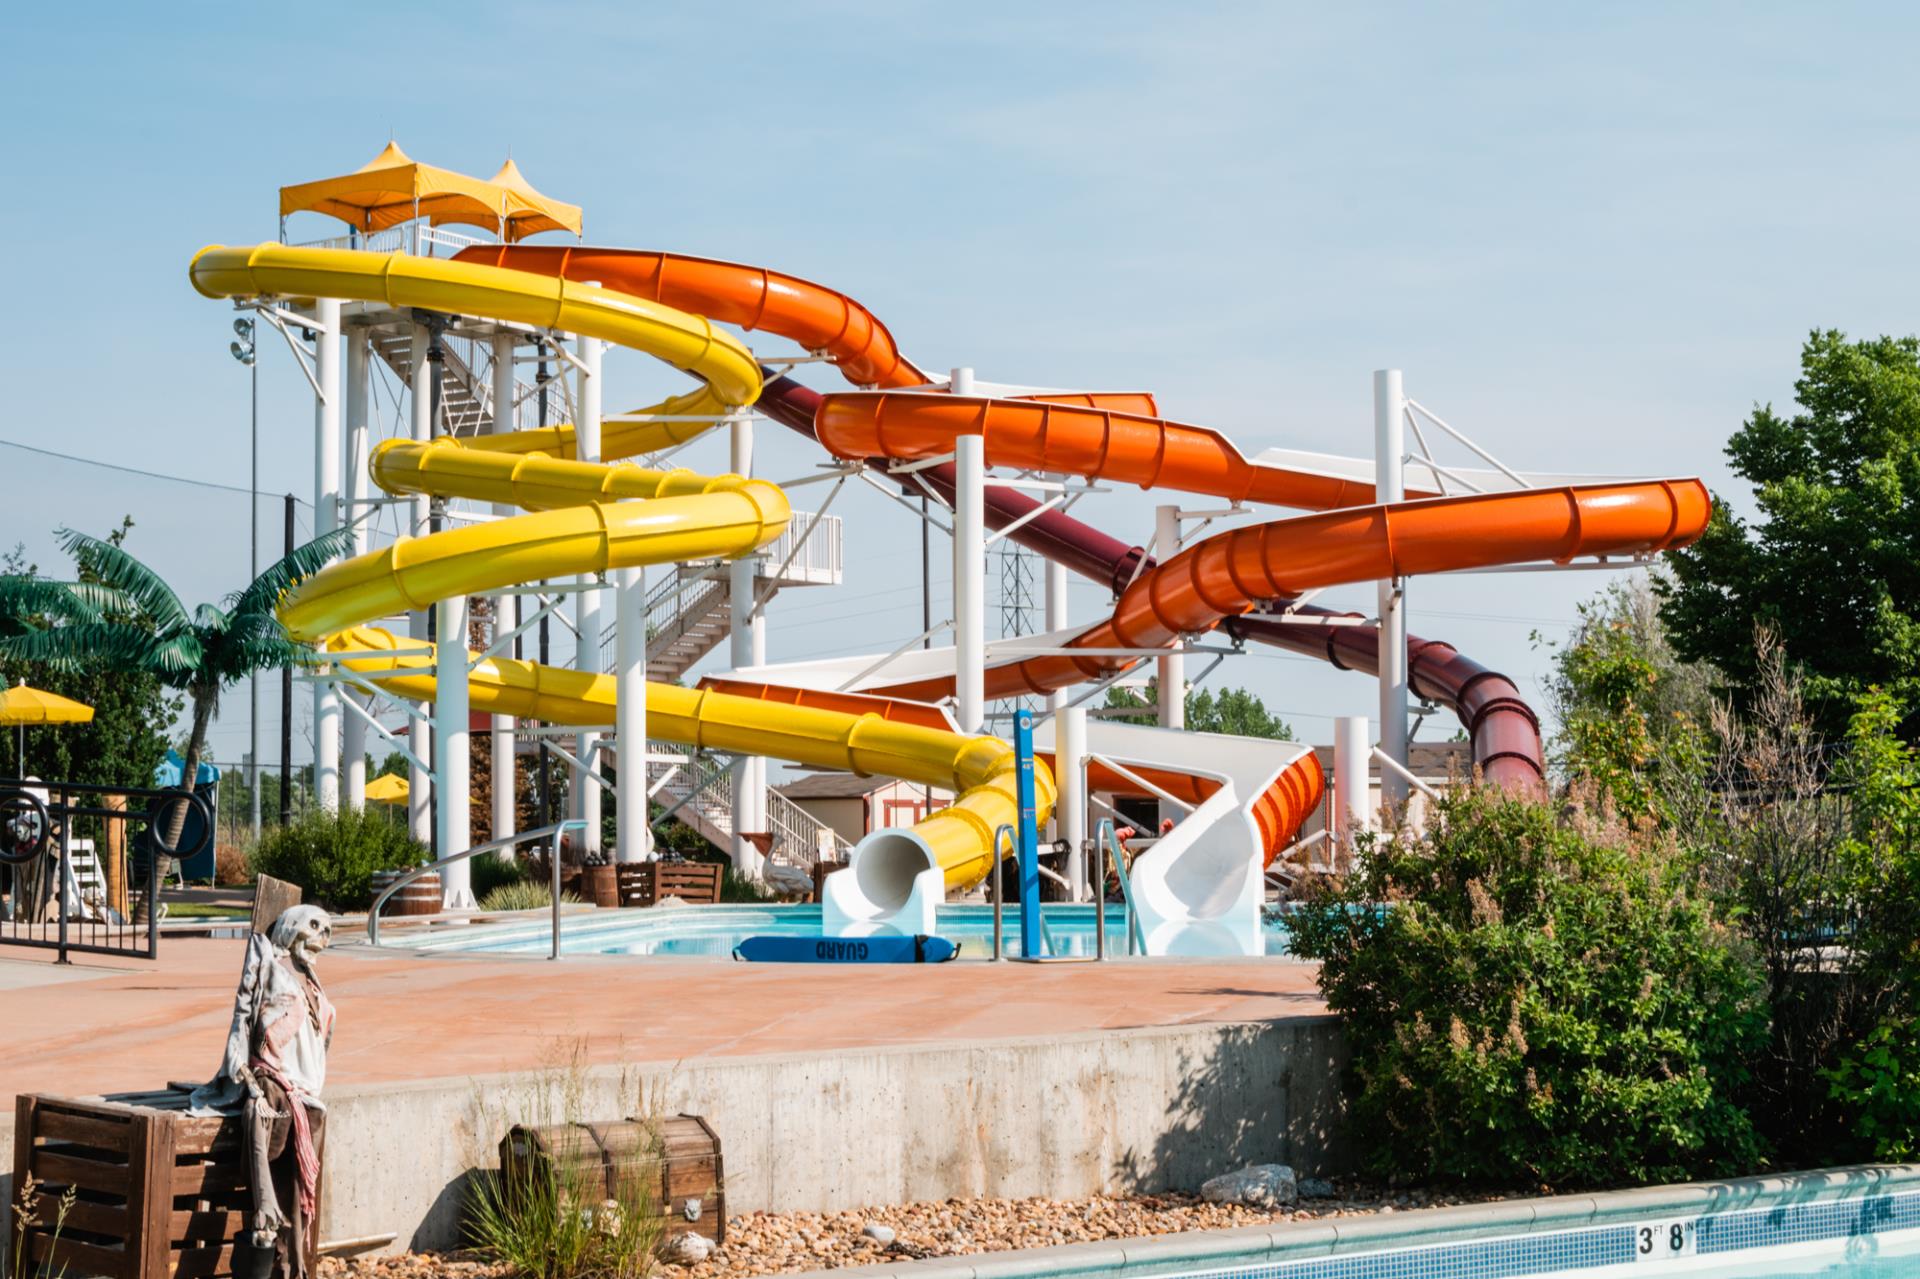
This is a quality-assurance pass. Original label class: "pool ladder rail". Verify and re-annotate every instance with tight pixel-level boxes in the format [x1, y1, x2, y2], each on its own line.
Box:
[987, 820, 1141, 962]
[366, 819, 587, 959]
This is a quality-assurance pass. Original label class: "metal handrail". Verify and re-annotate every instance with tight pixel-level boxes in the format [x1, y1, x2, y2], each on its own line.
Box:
[1095, 819, 1145, 956]
[989, 822, 1083, 963]
[989, 823, 1012, 961]
[367, 820, 585, 957]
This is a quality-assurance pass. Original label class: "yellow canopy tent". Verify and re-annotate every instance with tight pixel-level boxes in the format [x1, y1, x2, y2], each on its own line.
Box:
[489, 158, 584, 242]
[2, 681, 94, 776]
[363, 773, 410, 804]
[280, 142, 582, 241]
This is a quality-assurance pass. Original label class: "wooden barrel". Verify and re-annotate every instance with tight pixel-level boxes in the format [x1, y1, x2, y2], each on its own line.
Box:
[371, 869, 441, 916]
[582, 864, 620, 908]
[501, 1114, 725, 1247]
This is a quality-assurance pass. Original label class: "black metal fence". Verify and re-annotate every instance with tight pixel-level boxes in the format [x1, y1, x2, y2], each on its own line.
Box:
[0, 780, 212, 962]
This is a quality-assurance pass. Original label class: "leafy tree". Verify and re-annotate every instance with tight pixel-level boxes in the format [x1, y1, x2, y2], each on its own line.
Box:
[1537, 574, 1713, 818]
[0, 525, 351, 847]
[1104, 679, 1294, 740]
[0, 523, 178, 792]
[1660, 330, 1920, 739]
[1821, 689, 1920, 1160]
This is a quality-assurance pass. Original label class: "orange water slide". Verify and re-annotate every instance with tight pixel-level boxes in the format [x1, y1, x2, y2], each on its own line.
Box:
[456, 245, 931, 389]
[815, 391, 1444, 510]
[872, 479, 1712, 703]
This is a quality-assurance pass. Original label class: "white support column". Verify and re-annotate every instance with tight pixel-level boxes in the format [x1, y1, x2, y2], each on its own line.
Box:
[1334, 715, 1373, 846]
[1044, 548, 1076, 868]
[341, 327, 370, 811]
[1373, 369, 1409, 811]
[1154, 504, 1185, 828]
[435, 592, 473, 907]
[1044, 552, 1070, 713]
[310, 298, 342, 813]
[488, 333, 518, 857]
[406, 324, 433, 845]
[951, 367, 986, 735]
[613, 566, 650, 864]
[728, 412, 767, 879]
[1056, 705, 1088, 901]
[574, 331, 604, 858]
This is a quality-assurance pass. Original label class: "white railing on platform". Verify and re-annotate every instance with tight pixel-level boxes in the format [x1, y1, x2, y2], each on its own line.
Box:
[287, 223, 495, 258]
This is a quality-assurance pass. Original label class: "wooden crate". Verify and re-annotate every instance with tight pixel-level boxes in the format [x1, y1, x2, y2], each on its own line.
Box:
[811, 862, 845, 903]
[499, 1114, 724, 1247]
[616, 862, 724, 908]
[12, 1089, 324, 1279]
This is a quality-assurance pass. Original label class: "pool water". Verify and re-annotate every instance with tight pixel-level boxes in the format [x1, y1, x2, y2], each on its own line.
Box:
[406, 902, 1296, 958]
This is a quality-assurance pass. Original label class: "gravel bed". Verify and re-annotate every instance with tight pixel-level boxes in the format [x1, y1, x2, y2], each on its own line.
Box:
[319, 1184, 1509, 1279]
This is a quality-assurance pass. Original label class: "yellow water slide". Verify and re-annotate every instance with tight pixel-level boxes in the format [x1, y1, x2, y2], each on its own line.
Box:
[189, 243, 1051, 890]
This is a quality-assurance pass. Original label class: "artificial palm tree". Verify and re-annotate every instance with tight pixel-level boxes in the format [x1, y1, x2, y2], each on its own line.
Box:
[0, 526, 353, 850]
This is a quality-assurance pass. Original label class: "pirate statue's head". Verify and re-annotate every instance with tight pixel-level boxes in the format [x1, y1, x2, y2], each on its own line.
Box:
[268, 905, 332, 976]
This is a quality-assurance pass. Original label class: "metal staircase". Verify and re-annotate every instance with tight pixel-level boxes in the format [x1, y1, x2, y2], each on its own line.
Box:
[628, 512, 844, 684]
[367, 327, 493, 437]
[647, 744, 854, 868]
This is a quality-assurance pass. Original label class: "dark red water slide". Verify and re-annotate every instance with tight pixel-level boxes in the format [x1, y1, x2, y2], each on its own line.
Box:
[756, 372, 1546, 792]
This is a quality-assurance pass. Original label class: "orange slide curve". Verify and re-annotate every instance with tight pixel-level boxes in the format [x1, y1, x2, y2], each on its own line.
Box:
[870, 479, 1712, 703]
[814, 391, 1444, 511]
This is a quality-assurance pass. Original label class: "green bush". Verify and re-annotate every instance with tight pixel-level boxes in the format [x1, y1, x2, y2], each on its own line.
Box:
[471, 852, 532, 902]
[249, 809, 426, 911]
[1826, 1016, 1920, 1160]
[1289, 788, 1766, 1189]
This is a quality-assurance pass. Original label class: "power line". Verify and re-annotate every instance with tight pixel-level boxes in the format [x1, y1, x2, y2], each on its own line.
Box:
[0, 435, 312, 507]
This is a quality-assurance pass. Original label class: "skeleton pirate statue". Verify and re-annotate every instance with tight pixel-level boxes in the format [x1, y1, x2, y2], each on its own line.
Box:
[189, 905, 337, 1279]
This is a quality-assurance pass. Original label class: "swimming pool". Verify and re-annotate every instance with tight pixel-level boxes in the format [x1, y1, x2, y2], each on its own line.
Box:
[401, 902, 1297, 958]
[826, 1171, 1920, 1279]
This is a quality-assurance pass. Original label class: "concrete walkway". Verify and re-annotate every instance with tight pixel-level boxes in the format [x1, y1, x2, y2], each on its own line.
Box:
[0, 935, 1325, 1099]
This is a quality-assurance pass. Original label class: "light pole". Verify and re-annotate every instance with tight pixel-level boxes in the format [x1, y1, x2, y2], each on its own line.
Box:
[230, 318, 260, 838]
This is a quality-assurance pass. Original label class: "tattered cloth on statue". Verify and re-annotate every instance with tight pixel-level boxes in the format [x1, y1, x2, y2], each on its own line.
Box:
[188, 908, 336, 1276]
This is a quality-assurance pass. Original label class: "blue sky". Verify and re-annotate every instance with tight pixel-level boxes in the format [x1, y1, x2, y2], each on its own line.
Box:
[3, 2, 1917, 768]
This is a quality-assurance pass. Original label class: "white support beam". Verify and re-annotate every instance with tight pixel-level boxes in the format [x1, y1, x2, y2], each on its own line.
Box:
[341, 326, 371, 811]
[951, 366, 986, 735]
[311, 297, 342, 813]
[1154, 504, 1185, 828]
[613, 566, 650, 864]
[435, 592, 474, 907]
[1334, 714, 1372, 845]
[728, 411, 767, 880]
[489, 332, 518, 857]
[574, 329, 604, 857]
[405, 324, 433, 845]
[1056, 705, 1088, 901]
[1374, 369, 1410, 810]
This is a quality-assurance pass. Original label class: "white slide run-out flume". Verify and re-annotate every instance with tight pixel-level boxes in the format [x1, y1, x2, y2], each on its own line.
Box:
[1033, 720, 1313, 957]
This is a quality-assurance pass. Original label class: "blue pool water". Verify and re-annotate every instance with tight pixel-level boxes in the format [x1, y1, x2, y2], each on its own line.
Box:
[1099, 1187, 1920, 1279]
[407, 902, 1296, 958]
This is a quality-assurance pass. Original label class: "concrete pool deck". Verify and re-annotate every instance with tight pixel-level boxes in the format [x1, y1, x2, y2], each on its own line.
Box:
[0, 930, 1327, 1100]
[3, 929, 1344, 1248]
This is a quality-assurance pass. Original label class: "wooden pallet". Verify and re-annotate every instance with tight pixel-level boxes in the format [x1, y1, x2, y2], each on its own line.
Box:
[617, 862, 724, 908]
[12, 1089, 324, 1279]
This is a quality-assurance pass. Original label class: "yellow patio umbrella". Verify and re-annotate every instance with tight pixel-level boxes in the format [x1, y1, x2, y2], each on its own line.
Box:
[363, 773, 409, 804]
[2, 681, 94, 777]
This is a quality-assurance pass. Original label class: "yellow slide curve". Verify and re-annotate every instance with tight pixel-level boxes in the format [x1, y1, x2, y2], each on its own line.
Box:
[189, 243, 1053, 890]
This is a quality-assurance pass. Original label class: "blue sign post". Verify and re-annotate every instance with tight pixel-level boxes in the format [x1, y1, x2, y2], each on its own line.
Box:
[1014, 708, 1044, 958]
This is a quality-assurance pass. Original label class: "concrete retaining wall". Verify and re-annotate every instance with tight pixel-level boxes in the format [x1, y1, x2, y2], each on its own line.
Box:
[3, 1016, 1347, 1253]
